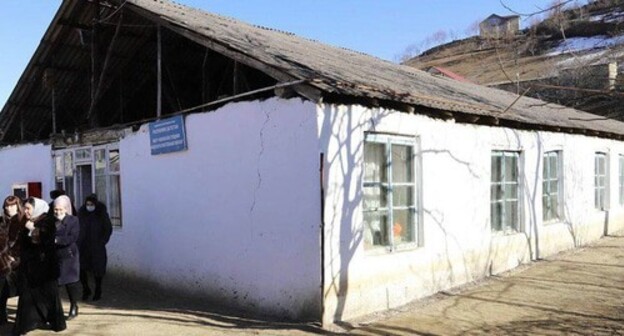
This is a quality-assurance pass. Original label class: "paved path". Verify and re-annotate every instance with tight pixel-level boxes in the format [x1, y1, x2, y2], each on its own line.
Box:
[0, 232, 622, 335]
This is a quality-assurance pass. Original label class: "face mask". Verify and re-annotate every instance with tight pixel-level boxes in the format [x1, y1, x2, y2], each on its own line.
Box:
[5, 205, 17, 218]
[55, 213, 66, 221]
[86, 205, 96, 212]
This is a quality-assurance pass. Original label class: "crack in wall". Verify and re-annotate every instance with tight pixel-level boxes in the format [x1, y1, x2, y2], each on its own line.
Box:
[249, 108, 272, 221]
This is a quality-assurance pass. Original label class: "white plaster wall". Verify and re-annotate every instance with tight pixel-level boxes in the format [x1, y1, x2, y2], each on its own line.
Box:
[318, 104, 624, 323]
[108, 98, 322, 320]
[0, 143, 53, 199]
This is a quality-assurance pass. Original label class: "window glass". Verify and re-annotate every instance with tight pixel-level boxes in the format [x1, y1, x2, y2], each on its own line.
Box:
[491, 151, 520, 231]
[109, 149, 120, 173]
[364, 143, 385, 183]
[363, 212, 388, 249]
[543, 151, 562, 222]
[619, 155, 624, 205]
[392, 145, 412, 183]
[392, 186, 414, 208]
[491, 155, 502, 182]
[55, 155, 63, 178]
[595, 153, 607, 210]
[363, 136, 417, 250]
[363, 185, 387, 210]
[109, 175, 122, 227]
[491, 202, 502, 231]
[63, 152, 75, 203]
[94, 149, 106, 174]
[75, 148, 91, 161]
[63, 152, 73, 177]
[392, 209, 412, 244]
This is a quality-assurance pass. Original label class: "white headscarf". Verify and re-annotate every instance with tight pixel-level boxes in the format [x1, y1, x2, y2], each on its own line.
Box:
[53, 195, 73, 216]
[29, 197, 50, 219]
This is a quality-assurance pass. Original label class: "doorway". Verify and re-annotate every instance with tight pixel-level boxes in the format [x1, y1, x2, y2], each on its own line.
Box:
[75, 164, 93, 207]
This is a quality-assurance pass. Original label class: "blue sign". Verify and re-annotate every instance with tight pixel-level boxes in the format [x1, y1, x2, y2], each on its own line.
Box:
[149, 115, 188, 155]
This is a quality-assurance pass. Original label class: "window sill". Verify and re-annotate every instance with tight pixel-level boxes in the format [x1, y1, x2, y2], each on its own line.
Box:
[491, 229, 522, 237]
[543, 219, 565, 226]
[364, 242, 421, 256]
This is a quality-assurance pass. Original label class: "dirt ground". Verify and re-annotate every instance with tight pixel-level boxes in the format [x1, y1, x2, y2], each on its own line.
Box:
[1, 232, 622, 335]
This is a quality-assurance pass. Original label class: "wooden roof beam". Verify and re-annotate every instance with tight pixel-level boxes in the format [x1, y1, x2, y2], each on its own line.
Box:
[124, 3, 323, 103]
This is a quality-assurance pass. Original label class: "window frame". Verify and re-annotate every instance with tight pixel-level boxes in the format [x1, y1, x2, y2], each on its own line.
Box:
[53, 143, 122, 228]
[490, 150, 522, 233]
[542, 150, 563, 223]
[362, 133, 421, 252]
[594, 152, 609, 211]
[619, 154, 624, 206]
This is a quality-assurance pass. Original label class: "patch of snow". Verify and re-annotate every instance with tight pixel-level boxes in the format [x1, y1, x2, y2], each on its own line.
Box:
[589, 14, 609, 22]
[546, 35, 624, 56]
[588, 11, 624, 22]
[556, 50, 607, 68]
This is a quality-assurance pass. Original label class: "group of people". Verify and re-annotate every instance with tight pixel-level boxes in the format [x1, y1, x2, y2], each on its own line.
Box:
[0, 191, 113, 335]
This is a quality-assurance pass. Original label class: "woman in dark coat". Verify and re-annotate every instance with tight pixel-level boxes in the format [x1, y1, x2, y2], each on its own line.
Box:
[13, 197, 66, 335]
[78, 195, 112, 301]
[0, 196, 24, 324]
[52, 195, 80, 320]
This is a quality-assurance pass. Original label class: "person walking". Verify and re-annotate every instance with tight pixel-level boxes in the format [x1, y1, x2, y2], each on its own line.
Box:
[0, 196, 24, 324]
[13, 197, 66, 335]
[78, 195, 112, 301]
[52, 195, 80, 320]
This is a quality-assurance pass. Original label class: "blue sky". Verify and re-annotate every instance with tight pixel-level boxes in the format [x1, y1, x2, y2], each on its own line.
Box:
[0, 0, 555, 107]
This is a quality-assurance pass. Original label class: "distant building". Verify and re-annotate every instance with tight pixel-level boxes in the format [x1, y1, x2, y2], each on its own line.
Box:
[426, 66, 473, 83]
[480, 14, 520, 38]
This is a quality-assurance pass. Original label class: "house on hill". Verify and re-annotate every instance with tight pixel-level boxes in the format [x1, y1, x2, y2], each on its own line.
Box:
[426, 66, 473, 83]
[1, 0, 624, 326]
[480, 14, 520, 38]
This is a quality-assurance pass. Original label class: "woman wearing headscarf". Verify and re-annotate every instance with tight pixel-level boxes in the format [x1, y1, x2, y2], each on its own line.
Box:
[78, 194, 112, 301]
[52, 195, 80, 320]
[0, 196, 24, 324]
[13, 197, 66, 335]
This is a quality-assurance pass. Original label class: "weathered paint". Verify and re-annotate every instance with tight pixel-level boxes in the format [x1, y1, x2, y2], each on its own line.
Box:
[108, 98, 322, 320]
[318, 104, 624, 323]
[0, 143, 52, 199]
[0, 100, 623, 325]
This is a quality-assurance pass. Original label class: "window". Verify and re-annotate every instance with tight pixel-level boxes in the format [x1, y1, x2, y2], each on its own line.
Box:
[491, 151, 520, 232]
[53, 144, 122, 227]
[363, 134, 418, 250]
[595, 153, 608, 210]
[619, 155, 624, 205]
[543, 151, 562, 222]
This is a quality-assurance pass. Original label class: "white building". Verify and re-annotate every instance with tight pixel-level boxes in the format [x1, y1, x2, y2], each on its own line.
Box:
[1, 0, 623, 326]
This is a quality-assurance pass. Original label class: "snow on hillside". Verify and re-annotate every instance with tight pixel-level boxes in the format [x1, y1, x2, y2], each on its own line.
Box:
[589, 10, 624, 23]
[547, 35, 624, 55]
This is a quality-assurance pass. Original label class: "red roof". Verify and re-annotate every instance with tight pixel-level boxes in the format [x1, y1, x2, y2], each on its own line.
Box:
[427, 66, 473, 83]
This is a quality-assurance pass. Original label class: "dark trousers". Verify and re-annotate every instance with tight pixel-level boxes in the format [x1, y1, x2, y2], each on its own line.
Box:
[64, 281, 80, 307]
[80, 271, 103, 300]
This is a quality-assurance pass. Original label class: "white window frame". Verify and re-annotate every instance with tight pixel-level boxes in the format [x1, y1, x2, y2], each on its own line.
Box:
[53, 143, 122, 227]
[542, 151, 563, 223]
[362, 133, 421, 252]
[619, 154, 624, 206]
[93, 144, 122, 227]
[594, 152, 609, 211]
[491, 150, 522, 233]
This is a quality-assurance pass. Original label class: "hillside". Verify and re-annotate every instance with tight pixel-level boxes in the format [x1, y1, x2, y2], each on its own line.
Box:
[404, 0, 624, 119]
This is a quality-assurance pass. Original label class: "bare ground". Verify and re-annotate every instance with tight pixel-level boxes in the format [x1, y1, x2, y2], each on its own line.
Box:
[0, 232, 622, 335]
